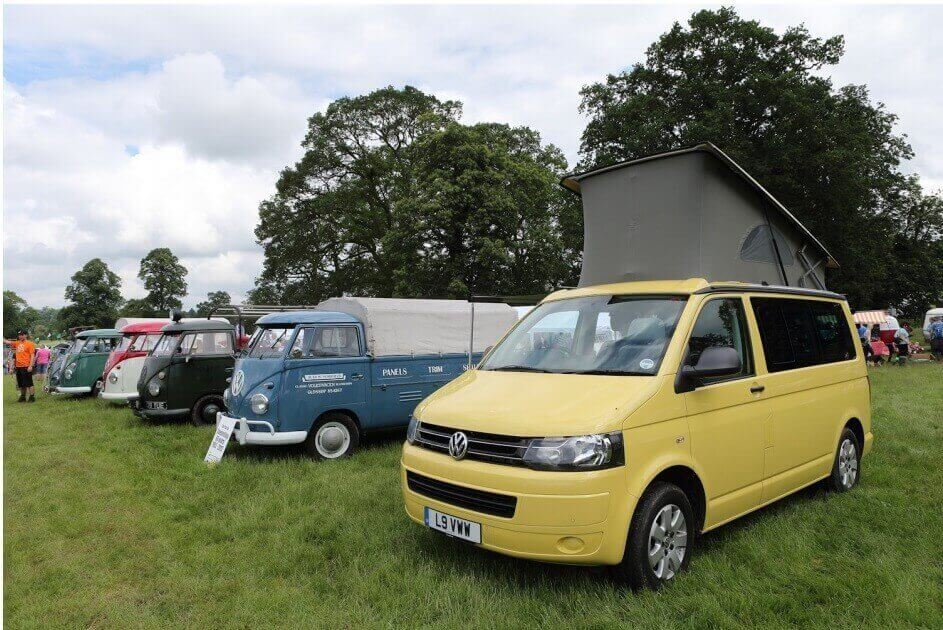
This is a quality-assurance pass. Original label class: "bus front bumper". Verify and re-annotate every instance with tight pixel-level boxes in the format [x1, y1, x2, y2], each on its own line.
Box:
[400, 443, 636, 566]
[100, 391, 138, 402]
[55, 386, 92, 394]
[217, 412, 308, 446]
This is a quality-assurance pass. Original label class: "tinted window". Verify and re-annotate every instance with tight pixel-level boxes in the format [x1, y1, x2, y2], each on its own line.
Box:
[752, 298, 854, 372]
[811, 302, 856, 363]
[684, 298, 753, 384]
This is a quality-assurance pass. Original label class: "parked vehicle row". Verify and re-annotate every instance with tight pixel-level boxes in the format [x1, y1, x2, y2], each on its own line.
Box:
[41, 283, 872, 590]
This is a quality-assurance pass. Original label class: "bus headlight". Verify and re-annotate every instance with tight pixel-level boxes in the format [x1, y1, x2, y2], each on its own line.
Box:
[522, 431, 624, 471]
[250, 393, 269, 415]
[108, 371, 119, 384]
[64, 363, 76, 380]
[406, 416, 420, 444]
[147, 380, 161, 396]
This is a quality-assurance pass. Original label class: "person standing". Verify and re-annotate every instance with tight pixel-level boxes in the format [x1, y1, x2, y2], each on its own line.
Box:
[928, 317, 943, 361]
[857, 321, 874, 363]
[893, 324, 910, 367]
[34, 345, 51, 382]
[4, 331, 37, 402]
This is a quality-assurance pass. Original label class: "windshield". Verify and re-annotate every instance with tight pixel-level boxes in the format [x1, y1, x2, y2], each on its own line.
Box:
[117, 335, 133, 352]
[151, 334, 179, 357]
[248, 326, 294, 358]
[130, 333, 161, 352]
[480, 295, 687, 375]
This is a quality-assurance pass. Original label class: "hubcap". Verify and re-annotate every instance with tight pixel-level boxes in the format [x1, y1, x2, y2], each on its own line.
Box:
[315, 421, 350, 458]
[838, 438, 858, 488]
[203, 403, 221, 422]
[648, 504, 687, 581]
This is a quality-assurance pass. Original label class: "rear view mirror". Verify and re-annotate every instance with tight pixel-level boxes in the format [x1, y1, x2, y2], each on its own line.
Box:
[675, 346, 741, 393]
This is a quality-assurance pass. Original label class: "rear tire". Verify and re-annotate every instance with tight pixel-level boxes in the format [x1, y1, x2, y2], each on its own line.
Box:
[304, 412, 359, 460]
[612, 481, 694, 590]
[827, 427, 861, 492]
[191, 395, 225, 427]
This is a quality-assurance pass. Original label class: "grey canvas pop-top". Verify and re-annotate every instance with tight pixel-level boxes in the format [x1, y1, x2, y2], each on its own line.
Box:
[561, 143, 837, 290]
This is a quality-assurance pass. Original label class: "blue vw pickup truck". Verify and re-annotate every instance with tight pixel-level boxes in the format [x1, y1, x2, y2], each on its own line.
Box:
[218, 298, 518, 460]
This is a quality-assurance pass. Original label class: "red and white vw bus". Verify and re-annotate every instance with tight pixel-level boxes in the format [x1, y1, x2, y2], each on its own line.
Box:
[100, 320, 169, 403]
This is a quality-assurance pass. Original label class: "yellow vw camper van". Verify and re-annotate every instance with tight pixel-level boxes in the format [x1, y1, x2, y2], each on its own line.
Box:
[401, 279, 871, 588]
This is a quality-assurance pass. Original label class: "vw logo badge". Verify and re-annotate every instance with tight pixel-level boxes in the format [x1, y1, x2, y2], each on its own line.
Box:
[231, 370, 245, 396]
[448, 431, 469, 460]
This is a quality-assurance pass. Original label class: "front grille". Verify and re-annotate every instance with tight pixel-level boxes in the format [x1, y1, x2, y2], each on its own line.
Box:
[415, 422, 528, 467]
[406, 471, 517, 518]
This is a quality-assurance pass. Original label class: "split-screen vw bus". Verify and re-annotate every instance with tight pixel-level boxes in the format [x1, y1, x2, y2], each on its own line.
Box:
[402, 279, 872, 589]
[133, 319, 236, 425]
[54, 328, 122, 396]
[100, 320, 169, 403]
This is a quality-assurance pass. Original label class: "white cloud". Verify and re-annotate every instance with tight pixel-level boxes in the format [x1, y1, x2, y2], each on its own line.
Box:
[4, 4, 942, 309]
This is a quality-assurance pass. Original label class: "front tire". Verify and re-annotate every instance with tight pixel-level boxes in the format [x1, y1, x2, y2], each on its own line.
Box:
[827, 427, 861, 492]
[613, 481, 694, 590]
[191, 395, 225, 427]
[304, 412, 359, 460]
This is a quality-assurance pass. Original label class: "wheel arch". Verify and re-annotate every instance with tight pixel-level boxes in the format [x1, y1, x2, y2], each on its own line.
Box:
[844, 417, 865, 449]
[312, 408, 362, 432]
[644, 465, 707, 533]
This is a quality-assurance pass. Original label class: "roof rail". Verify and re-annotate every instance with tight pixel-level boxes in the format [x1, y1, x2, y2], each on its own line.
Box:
[694, 283, 845, 300]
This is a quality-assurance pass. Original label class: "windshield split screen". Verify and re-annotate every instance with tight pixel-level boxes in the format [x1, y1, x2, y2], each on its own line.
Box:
[480, 295, 688, 376]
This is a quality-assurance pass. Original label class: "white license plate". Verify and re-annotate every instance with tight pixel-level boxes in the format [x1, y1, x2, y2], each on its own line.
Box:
[424, 507, 481, 544]
[145, 401, 167, 410]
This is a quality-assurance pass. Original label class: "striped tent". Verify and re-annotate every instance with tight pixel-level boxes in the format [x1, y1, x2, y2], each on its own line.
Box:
[854, 310, 888, 324]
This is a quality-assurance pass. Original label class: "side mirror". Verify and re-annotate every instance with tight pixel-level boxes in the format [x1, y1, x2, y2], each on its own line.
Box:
[675, 346, 742, 393]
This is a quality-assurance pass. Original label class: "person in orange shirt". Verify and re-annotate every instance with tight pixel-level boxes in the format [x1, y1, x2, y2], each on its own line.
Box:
[4, 331, 37, 402]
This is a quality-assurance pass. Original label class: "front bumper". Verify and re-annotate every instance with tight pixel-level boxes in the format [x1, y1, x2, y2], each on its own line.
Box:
[217, 412, 308, 446]
[100, 390, 138, 402]
[55, 385, 92, 394]
[400, 442, 636, 566]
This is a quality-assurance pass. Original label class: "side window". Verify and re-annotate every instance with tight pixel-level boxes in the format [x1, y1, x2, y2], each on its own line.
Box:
[186, 332, 233, 356]
[312, 326, 361, 358]
[288, 328, 307, 359]
[811, 302, 855, 363]
[779, 301, 819, 367]
[752, 300, 795, 371]
[177, 334, 196, 354]
[683, 298, 753, 384]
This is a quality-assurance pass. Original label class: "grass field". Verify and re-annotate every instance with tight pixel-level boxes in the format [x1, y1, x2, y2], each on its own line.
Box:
[4, 365, 943, 629]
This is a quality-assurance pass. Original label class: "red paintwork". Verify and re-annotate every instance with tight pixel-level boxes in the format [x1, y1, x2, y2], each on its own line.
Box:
[103, 321, 170, 376]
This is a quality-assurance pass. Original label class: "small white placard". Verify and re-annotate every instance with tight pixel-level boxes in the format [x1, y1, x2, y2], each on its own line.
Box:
[205, 416, 237, 464]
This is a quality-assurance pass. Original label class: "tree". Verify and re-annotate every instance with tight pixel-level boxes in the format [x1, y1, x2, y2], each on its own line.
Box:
[60, 258, 123, 329]
[138, 248, 188, 313]
[3, 291, 29, 338]
[195, 291, 231, 316]
[253, 85, 578, 303]
[578, 7, 932, 310]
[118, 298, 158, 318]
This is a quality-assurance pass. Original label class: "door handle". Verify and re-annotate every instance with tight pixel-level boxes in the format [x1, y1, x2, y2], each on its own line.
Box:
[750, 385, 765, 394]
[351, 373, 364, 380]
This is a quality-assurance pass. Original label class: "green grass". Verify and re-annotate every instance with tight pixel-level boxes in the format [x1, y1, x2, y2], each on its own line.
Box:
[5, 366, 943, 629]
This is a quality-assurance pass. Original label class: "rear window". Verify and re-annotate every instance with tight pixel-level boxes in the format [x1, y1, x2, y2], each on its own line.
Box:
[751, 298, 856, 372]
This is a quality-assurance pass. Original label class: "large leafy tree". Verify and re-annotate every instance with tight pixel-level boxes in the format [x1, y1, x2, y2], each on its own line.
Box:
[253, 86, 578, 303]
[578, 7, 939, 311]
[3, 291, 31, 338]
[195, 290, 232, 317]
[138, 248, 188, 313]
[60, 258, 123, 329]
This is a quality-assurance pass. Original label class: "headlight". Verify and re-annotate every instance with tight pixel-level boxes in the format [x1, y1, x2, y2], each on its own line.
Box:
[147, 380, 161, 396]
[108, 371, 119, 383]
[406, 416, 420, 444]
[64, 363, 76, 379]
[522, 431, 624, 471]
[250, 393, 269, 415]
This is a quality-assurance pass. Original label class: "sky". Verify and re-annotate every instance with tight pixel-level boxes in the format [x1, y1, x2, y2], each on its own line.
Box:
[4, 3, 942, 309]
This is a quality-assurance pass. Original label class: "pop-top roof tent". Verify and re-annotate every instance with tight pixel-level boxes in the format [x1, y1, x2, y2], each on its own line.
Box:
[315, 297, 518, 357]
[561, 143, 838, 290]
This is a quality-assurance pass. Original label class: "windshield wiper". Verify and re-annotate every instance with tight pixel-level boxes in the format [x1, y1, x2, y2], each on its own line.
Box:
[488, 365, 553, 373]
[562, 369, 652, 376]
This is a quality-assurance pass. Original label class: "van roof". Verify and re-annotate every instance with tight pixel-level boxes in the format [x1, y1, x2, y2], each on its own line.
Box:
[76, 328, 121, 338]
[161, 320, 235, 333]
[120, 321, 170, 334]
[543, 278, 845, 303]
[256, 311, 360, 326]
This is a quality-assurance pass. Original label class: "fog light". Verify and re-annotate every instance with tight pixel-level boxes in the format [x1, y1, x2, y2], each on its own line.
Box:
[556, 536, 585, 554]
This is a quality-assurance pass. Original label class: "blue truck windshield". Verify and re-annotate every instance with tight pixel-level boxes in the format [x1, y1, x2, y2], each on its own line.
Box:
[480, 295, 687, 375]
[248, 326, 293, 359]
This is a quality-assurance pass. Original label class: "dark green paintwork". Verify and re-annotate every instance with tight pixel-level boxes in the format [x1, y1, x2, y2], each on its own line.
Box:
[56, 330, 121, 395]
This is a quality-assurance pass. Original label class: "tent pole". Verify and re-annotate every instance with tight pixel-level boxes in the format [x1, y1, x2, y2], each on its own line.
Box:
[762, 203, 790, 286]
[468, 302, 475, 369]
